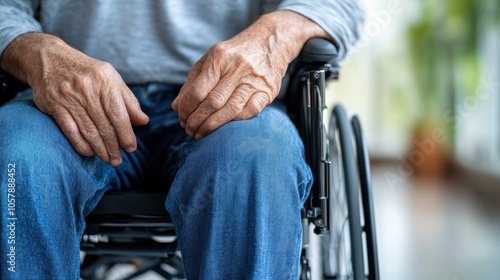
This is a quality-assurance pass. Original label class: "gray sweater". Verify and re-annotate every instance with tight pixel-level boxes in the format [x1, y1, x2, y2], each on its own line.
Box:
[0, 0, 364, 84]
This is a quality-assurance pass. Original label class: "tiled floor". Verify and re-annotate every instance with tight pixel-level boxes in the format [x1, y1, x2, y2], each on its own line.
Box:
[84, 162, 500, 279]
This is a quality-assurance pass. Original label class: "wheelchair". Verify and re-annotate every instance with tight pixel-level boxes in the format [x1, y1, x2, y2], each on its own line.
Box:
[0, 38, 379, 280]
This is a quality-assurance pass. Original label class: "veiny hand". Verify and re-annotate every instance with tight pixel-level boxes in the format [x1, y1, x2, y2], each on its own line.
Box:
[33, 47, 149, 167]
[171, 30, 288, 140]
[171, 11, 329, 140]
[1, 33, 149, 166]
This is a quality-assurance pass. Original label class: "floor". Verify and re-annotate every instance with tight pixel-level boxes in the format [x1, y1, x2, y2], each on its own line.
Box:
[84, 162, 500, 280]
[369, 163, 500, 280]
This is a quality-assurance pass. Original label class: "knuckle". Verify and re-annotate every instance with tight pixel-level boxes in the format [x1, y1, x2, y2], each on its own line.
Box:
[82, 126, 101, 143]
[177, 114, 187, 124]
[59, 80, 73, 94]
[182, 88, 206, 108]
[185, 121, 197, 133]
[64, 127, 81, 141]
[190, 89, 207, 104]
[245, 104, 261, 117]
[226, 98, 245, 115]
[72, 75, 90, 90]
[201, 119, 218, 134]
[206, 92, 226, 110]
[246, 97, 265, 116]
[233, 53, 249, 66]
[59, 123, 80, 141]
[211, 42, 228, 57]
[94, 61, 114, 76]
[73, 139, 93, 156]
[99, 126, 116, 141]
[107, 104, 128, 123]
[185, 117, 201, 134]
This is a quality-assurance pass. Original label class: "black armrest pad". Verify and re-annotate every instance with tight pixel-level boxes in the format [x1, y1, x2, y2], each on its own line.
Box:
[300, 38, 338, 65]
[0, 71, 28, 105]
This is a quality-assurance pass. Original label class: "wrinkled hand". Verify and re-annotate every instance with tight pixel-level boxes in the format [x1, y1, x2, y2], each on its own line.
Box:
[171, 10, 329, 140]
[34, 52, 149, 166]
[171, 34, 289, 140]
[5, 34, 150, 167]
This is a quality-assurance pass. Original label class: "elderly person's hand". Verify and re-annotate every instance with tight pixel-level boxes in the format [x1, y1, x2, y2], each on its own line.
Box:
[172, 10, 329, 140]
[0, 33, 149, 167]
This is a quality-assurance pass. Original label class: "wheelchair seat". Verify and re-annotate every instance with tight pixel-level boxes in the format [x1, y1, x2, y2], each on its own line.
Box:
[80, 191, 183, 279]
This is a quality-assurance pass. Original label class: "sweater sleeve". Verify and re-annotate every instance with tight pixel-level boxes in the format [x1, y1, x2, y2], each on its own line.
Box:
[277, 0, 365, 61]
[0, 0, 42, 59]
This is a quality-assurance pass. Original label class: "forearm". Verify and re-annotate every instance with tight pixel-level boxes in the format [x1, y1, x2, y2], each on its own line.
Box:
[0, 32, 72, 86]
[0, 0, 43, 66]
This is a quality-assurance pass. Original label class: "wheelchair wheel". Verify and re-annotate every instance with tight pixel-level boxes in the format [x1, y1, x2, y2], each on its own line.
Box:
[320, 104, 379, 280]
[321, 104, 363, 279]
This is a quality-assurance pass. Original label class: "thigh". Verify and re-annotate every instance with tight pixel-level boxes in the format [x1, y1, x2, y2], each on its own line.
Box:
[0, 90, 117, 223]
[164, 105, 313, 279]
[167, 105, 313, 216]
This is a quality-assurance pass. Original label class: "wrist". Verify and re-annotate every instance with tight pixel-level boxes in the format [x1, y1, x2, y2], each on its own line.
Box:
[255, 10, 329, 63]
[0, 32, 68, 85]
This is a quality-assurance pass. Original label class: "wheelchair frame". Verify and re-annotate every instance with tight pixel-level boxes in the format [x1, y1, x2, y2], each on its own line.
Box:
[0, 38, 379, 280]
[283, 38, 379, 280]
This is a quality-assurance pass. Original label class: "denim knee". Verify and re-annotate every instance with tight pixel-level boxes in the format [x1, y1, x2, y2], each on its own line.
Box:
[197, 106, 312, 196]
[164, 107, 313, 280]
[166, 106, 313, 222]
[0, 100, 65, 159]
[0, 100, 114, 218]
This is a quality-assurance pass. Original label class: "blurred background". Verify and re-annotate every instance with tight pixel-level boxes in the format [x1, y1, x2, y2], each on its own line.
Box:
[326, 0, 500, 279]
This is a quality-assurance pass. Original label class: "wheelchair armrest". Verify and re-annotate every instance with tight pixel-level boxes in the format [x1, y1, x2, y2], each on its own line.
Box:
[277, 38, 339, 102]
[294, 38, 340, 83]
[296, 37, 339, 67]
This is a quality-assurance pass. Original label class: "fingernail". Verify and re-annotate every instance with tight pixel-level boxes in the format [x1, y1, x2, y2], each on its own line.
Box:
[125, 146, 136, 153]
[180, 121, 185, 128]
[111, 158, 123, 167]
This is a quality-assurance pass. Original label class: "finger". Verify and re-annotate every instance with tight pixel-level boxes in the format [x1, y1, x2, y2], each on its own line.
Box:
[235, 91, 271, 120]
[52, 107, 94, 157]
[173, 56, 221, 125]
[184, 76, 239, 136]
[121, 86, 149, 126]
[86, 98, 123, 167]
[193, 84, 255, 139]
[69, 105, 111, 164]
[109, 86, 148, 154]
[172, 54, 207, 113]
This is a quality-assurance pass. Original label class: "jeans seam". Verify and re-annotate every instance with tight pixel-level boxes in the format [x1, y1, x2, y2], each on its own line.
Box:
[297, 166, 314, 204]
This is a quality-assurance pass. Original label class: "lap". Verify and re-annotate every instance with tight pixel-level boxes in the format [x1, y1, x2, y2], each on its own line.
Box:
[166, 104, 312, 213]
[0, 86, 308, 195]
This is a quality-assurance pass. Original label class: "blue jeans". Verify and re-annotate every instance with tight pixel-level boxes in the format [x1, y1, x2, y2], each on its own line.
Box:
[0, 84, 313, 280]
